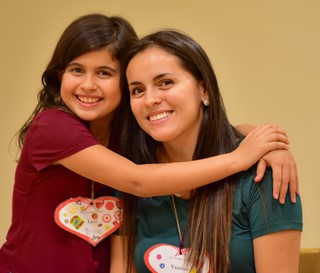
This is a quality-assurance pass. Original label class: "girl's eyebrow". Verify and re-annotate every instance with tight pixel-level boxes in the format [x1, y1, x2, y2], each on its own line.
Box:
[99, 66, 118, 73]
[67, 62, 118, 73]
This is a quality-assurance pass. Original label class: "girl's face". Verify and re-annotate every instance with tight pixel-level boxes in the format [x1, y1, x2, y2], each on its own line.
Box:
[126, 47, 208, 146]
[61, 48, 121, 125]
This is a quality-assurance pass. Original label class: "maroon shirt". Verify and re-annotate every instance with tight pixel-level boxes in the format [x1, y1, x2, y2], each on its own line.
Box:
[0, 109, 113, 273]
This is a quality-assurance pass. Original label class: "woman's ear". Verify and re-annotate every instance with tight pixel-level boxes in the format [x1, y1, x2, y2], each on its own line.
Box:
[199, 80, 209, 106]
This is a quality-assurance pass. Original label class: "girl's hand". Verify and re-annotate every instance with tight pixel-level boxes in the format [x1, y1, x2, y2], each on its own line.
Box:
[235, 124, 289, 171]
[255, 150, 299, 204]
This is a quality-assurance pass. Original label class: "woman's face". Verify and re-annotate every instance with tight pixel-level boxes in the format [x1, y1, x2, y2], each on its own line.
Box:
[60, 48, 121, 125]
[126, 47, 208, 145]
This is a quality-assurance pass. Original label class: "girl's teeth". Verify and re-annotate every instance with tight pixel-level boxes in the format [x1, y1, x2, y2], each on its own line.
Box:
[78, 96, 100, 103]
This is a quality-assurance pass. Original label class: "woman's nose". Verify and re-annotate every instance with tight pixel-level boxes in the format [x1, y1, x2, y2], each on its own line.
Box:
[144, 88, 162, 106]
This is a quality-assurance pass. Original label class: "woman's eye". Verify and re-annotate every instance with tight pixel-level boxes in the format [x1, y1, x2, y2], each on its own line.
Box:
[160, 79, 173, 87]
[130, 87, 144, 96]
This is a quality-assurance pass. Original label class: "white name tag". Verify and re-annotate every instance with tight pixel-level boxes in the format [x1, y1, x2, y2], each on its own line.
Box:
[144, 243, 210, 272]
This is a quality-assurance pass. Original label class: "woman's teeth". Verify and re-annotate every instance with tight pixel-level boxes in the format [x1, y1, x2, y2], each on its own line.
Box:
[149, 112, 171, 121]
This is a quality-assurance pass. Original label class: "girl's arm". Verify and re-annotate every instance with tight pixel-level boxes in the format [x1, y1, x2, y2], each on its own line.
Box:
[236, 124, 299, 203]
[236, 124, 258, 136]
[253, 230, 301, 273]
[57, 124, 288, 197]
[110, 235, 138, 273]
[110, 235, 126, 273]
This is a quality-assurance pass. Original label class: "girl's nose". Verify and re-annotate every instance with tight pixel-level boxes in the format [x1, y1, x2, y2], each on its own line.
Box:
[81, 75, 97, 91]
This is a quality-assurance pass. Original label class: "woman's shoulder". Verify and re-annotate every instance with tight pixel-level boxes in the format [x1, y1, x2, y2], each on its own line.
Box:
[234, 167, 303, 238]
[234, 167, 290, 216]
[235, 166, 303, 210]
[234, 167, 266, 201]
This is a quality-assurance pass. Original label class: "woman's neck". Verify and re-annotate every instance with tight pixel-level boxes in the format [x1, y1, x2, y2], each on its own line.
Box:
[157, 144, 192, 163]
[157, 134, 197, 162]
[157, 141, 196, 200]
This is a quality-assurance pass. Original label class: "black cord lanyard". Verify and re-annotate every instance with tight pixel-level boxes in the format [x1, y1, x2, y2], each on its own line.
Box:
[171, 195, 184, 255]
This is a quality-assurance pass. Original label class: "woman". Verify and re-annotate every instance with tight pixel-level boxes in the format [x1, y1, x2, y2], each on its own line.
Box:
[112, 30, 303, 273]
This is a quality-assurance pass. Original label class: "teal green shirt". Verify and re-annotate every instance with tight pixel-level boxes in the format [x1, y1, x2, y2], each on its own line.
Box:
[133, 169, 303, 273]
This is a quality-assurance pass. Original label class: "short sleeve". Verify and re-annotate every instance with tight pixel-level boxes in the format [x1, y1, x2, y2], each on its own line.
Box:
[240, 169, 303, 239]
[25, 109, 99, 171]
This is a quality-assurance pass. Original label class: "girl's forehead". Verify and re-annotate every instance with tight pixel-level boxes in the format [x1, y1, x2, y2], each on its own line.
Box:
[75, 48, 113, 60]
[69, 48, 120, 68]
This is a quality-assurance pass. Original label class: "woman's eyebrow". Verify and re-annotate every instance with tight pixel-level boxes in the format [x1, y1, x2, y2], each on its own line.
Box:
[128, 73, 173, 86]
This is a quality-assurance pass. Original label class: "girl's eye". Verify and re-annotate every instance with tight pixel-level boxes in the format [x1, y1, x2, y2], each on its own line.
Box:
[68, 67, 83, 74]
[98, 70, 112, 77]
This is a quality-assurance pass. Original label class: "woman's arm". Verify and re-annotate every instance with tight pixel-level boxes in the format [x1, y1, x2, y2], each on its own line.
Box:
[236, 123, 299, 203]
[248, 164, 302, 273]
[57, 124, 288, 197]
[253, 230, 301, 273]
[110, 235, 137, 273]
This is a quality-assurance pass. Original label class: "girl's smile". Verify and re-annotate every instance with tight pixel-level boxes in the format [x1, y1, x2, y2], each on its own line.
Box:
[61, 48, 121, 126]
[77, 95, 102, 104]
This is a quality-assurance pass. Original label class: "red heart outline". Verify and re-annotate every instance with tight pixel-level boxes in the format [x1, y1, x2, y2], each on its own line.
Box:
[54, 196, 122, 246]
[144, 243, 210, 273]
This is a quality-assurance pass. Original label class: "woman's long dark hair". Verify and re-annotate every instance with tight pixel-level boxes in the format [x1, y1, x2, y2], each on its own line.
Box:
[17, 13, 138, 149]
[119, 30, 243, 273]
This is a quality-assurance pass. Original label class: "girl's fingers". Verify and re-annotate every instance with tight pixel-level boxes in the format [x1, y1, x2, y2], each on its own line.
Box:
[254, 159, 267, 182]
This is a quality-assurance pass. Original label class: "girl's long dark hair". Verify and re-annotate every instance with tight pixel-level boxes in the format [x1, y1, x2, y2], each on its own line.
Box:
[119, 30, 243, 273]
[17, 13, 138, 149]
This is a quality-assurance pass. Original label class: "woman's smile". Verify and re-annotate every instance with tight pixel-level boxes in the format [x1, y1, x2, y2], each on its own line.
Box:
[127, 47, 207, 146]
[148, 111, 173, 122]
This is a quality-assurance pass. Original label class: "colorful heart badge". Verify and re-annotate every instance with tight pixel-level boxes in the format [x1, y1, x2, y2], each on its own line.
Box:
[54, 196, 122, 246]
[144, 243, 210, 273]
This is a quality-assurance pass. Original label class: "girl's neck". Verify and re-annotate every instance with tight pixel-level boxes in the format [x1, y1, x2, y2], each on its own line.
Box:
[89, 118, 113, 147]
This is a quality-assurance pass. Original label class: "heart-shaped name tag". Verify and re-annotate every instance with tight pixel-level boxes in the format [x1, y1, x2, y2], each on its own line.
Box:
[54, 196, 122, 246]
[144, 243, 210, 273]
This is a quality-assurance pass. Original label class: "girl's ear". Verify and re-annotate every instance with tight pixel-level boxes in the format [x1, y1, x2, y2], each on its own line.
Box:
[58, 70, 65, 81]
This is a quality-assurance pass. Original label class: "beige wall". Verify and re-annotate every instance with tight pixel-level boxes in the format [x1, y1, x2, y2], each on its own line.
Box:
[1, 0, 319, 248]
